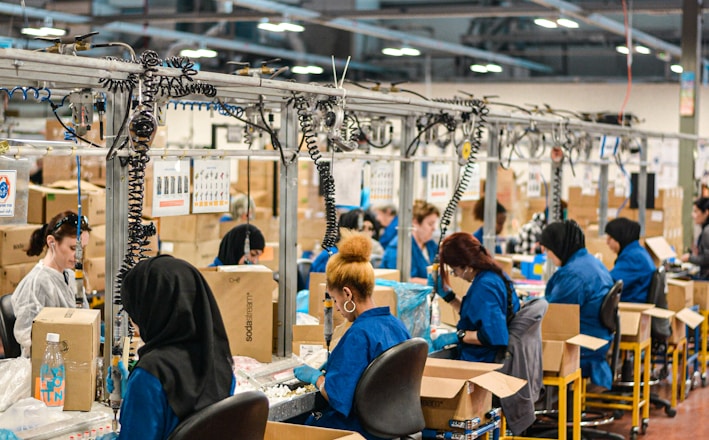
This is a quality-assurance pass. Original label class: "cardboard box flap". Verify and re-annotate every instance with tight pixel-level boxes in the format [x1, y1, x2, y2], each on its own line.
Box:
[33, 307, 100, 324]
[542, 304, 580, 340]
[423, 357, 501, 380]
[470, 371, 527, 398]
[214, 264, 273, 273]
[644, 236, 676, 262]
[566, 334, 608, 351]
[618, 302, 655, 312]
[675, 308, 705, 329]
[293, 325, 325, 342]
[420, 376, 469, 399]
[642, 308, 676, 319]
[620, 311, 642, 336]
[542, 340, 565, 370]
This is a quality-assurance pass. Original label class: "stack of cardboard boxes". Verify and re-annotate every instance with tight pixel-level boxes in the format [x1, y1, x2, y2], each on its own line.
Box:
[0, 224, 40, 294]
[159, 213, 222, 268]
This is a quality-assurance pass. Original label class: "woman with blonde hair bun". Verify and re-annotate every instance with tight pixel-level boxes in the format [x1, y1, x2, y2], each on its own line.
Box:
[293, 231, 411, 439]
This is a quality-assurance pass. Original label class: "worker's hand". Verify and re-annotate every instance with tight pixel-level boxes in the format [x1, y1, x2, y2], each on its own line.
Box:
[0, 429, 20, 440]
[106, 361, 130, 398]
[294, 365, 323, 386]
[432, 331, 458, 351]
[427, 273, 454, 302]
[680, 253, 690, 263]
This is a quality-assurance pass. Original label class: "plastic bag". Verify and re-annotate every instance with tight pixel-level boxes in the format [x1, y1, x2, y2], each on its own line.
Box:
[375, 279, 432, 344]
[0, 358, 31, 412]
[0, 398, 69, 432]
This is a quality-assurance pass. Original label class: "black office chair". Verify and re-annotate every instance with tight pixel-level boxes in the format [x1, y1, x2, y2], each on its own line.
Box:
[296, 258, 313, 292]
[166, 390, 269, 440]
[353, 338, 428, 439]
[0, 294, 21, 359]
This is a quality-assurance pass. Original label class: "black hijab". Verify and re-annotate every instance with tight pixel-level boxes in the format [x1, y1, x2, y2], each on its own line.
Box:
[217, 224, 265, 265]
[604, 217, 640, 253]
[122, 255, 233, 420]
[539, 220, 585, 266]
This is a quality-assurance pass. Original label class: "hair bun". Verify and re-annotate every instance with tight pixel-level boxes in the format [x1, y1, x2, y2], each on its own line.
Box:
[337, 231, 371, 263]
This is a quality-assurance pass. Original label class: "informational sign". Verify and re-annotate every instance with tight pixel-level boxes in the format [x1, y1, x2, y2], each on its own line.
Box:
[460, 163, 481, 201]
[369, 161, 395, 206]
[426, 162, 452, 204]
[332, 159, 364, 208]
[192, 159, 230, 213]
[0, 170, 17, 217]
[680, 71, 695, 117]
[152, 159, 191, 217]
[527, 163, 543, 197]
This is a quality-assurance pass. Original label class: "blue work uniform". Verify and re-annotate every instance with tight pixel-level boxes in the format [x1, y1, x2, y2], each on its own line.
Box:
[610, 240, 655, 303]
[307, 307, 410, 440]
[379, 216, 398, 249]
[380, 236, 438, 279]
[473, 227, 503, 254]
[545, 249, 614, 389]
[458, 270, 520, 363]
[305, 248, 338, 290]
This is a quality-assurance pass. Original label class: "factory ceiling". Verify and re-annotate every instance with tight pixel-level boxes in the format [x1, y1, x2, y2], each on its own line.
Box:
[0, 0, 706, 85]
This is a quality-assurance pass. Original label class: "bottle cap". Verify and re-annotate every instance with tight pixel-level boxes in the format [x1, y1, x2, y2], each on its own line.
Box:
[46, 333, 60, 343]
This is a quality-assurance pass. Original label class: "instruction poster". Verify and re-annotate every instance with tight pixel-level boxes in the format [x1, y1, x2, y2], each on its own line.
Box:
[369, 161, 395, 206]
[426, 162, 452, 204]
[152, 159, 191, 217]
[192, 159, 230, 213]
[0, 170, 16, 217]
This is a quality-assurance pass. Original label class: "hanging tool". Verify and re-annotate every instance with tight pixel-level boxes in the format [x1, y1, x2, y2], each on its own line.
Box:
[323, 292, 334, 354]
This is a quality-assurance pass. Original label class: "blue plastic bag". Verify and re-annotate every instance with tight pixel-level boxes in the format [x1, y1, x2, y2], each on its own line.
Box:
[375, 279, 433, 346]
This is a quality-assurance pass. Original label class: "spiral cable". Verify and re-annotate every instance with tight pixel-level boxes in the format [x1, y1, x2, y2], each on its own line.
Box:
[549, 160, 564, 223]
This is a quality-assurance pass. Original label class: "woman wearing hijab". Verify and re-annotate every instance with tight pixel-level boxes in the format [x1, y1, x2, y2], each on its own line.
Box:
[605, 217, 655, 303]
[681, 197, 709, 279]
[539, 220, 614, 389]
[293, 232, 410, 439]
[211, 224, 266, 266]
[431, 232, 520, 362]
[107, 255, 234, 440]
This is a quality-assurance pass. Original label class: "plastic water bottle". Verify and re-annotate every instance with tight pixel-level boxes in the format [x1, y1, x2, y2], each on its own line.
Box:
[39, 332, 65, 411]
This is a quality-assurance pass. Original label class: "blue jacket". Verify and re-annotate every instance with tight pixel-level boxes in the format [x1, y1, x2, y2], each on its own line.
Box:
[458, 270, 520, 363]
[306, 307, 410, 439]
[381, 236, 438, 279]
[610, 241, 655, 303]
[545, 249, 614, 389]
[379, 217, 398, 249]
[473, 227, 503, 254]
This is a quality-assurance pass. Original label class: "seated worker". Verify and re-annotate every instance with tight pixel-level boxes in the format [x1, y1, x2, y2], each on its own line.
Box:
[432, 232, 520, 362]
[681, 197, 709, 279]
[293, 232, 410, 439]
[12, 211, 91, 358]
[101, 255, 234, 440]
[373, 204, 398, 249]
[605, 217, 655, 303]
[514, 201, 568, 255]
[381, 199, 440, 284]
[540, 220, 614, 389]
[211, 224, 265, 266]
[472, 197, 507, 254]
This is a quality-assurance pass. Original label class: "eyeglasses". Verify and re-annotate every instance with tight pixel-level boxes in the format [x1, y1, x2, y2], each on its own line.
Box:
[52, 214, 89, 232]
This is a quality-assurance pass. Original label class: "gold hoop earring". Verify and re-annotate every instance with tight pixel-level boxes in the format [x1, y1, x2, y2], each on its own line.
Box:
[344, 299, 356, 313]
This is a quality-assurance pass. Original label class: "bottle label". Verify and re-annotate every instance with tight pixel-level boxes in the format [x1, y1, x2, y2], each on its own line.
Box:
[38, 364, 65, 407]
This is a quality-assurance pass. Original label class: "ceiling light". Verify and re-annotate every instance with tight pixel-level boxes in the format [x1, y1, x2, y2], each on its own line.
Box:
[400, 46, 421, 56]
[292, 65, 324, 74]
[534, 18, 558, 29]
[556, 18, 579, 29]
[257, 19, 285, 33]
[670, 64, 683, 73]
[616, 45, 630, 55]
[179, 48, 218, 58]
[279, 22, 305, 32]
[634, 45, 651, 55]
[21, 26, 66, 37]
[382, 47, 403, 56]
[486, 63, 503, 73]
[470, 64, 488, 73]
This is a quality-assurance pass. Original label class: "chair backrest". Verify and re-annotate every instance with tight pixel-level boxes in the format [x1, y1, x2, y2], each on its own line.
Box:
[599, 280, 623, 380]
[354, 338, 428, 438]
[166, 390, 269, 440]
[296, 258, 313, 291]
[0, 294, 21, 358]
[647, 266, 672, 339]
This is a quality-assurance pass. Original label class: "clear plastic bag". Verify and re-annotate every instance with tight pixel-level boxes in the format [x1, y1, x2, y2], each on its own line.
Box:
[375, 279, 433, 343]
[0, 397, 69, 432]
[0, 358, 31, 412]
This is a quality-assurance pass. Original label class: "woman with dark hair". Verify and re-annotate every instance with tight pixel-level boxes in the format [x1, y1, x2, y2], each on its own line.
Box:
[12, 211, 91, 357]
[605, 217, 655, 303]
[293, 232, 410, 439]
[103, 255, 234, 440]
[211, 224, 265, 266]
[539, 220, 614, 389]
[681, 197, 709, 279]
[431, 232, 520, 362]
[472, 197, 507, 254]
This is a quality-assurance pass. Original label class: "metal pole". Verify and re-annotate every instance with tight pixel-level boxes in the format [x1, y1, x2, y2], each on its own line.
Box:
[598, 161, 609, 235]
[483, 123, 499, 253]
[397, 116, 416, 282]
[637, 137, 648, 236]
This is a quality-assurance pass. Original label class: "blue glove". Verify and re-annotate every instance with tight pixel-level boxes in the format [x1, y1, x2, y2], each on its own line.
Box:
[294, 365, 323, 386]
[427, 273, 454, 302]
[0, 429, 20, 440]
[433, 331, 459, 351]
[106, 361, 130, 398]
[96, 433, 119, 440]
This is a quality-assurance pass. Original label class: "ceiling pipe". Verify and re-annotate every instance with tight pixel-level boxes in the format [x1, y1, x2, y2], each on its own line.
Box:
[232, 0, 553, 73]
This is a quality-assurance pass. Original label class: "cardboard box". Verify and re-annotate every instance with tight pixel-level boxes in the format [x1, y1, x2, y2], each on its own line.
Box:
[31, 307, 101, 411]
[542, 304, 608, 376]
[1, 262, 37, 294]
[618, 303, 674, 343]
[667, 279, 694, 312]
[264, 421, 365, 440]
[84, 224, 105, 259]
[0, 224, 41, 266]
[200, 266, 276, 362]
[693, 280, 709, 310]
[292, 324, 326, 357]
[159, 213, 222, 242]
[160, 239, 220, 268]
[644, 236, 677, 266]
[373, 268, 401, 282]
[420, 358, 526, 430]
[28, 184, 106, 225]
[373, 285, 397, 316]
[84, 257, 105, 292]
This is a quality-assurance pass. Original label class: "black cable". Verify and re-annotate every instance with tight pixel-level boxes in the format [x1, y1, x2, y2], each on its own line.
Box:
[350, 113, 392, 149]
[48, 100, 104, 149]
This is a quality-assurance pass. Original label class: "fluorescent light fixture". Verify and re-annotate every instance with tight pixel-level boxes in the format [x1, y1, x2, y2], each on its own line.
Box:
[635, 45, 651, 55]
[257, 19, 284, 33]
[279, 22, 305, 32]
[382, 47, 402, 56]
[670, 64, 683, 73]
[470, 64, 488, 73]
[400, 46, 421, 56]
[179, 48, 218, 58]
[486, 63, 503, 73]
[534, 18, 558, 29]
[616, 45, 630, 55]
[292, 65, 324, 74]
[21, 26, 66, 37]
[556, 18, 579, 28]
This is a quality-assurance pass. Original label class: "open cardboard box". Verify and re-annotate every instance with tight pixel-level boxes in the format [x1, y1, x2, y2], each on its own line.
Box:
[618, 302, 676, 343]
[420, 358, 526, 431]
[542, 304, 608, 377]
[264, 421, 365, 439]
[644, 236, 677, 266]
[669, 307, 705, 344]
[667, 279, 694, 312]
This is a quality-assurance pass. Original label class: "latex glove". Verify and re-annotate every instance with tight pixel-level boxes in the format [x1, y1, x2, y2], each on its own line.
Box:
[294, 365, 323, 386]
[0, 429, 20, 440]
[427, 273, 453, 300]
[106, 360, 130, 398]
[96, 433, 119, 440]
[433, 331, 458, 351]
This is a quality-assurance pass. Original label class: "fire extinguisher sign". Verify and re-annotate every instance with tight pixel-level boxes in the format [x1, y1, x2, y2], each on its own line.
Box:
[0, 170, 17, 217]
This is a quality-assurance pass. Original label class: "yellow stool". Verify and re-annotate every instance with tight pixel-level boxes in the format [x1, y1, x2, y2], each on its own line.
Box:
[699, 310, 709, 384]
[666, 337, 687, 411]
[500, 368, 582, 440]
